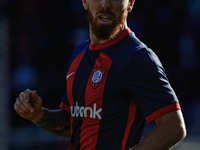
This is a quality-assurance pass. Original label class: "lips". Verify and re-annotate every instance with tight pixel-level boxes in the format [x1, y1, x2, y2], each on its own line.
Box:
[99, 15, 112, 22]
[96, 10, 115, 23]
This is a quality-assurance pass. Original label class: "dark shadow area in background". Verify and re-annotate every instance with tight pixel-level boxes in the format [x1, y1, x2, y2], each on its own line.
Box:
[0, 0, 199, 148]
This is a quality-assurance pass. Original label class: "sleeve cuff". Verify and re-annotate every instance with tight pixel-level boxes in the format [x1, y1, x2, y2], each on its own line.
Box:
[146, 103, 181, 124]
[60, 102, 70, 113]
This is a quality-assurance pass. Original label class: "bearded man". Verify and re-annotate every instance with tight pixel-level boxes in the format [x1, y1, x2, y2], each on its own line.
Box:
[14, 0, 186, 150]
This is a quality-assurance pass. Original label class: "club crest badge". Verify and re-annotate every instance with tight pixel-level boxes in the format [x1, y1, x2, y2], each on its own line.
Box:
[90, 68, 107, 88]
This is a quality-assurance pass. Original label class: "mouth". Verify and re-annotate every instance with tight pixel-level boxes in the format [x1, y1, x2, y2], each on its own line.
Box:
[98, 15, 113, 24]
[99, 15, 112, 22]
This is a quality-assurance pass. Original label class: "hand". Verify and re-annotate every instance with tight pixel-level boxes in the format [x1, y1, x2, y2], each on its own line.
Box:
[14, 89, 43, 123]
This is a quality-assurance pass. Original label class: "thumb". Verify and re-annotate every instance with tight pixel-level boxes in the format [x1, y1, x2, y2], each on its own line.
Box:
[31, 90, 42, 104]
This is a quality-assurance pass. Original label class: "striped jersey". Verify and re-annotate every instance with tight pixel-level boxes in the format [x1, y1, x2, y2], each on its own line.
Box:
[60, 28, 181, 150]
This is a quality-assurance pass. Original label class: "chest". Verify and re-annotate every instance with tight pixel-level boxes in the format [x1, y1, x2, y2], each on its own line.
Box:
[66, 51, 129, 108]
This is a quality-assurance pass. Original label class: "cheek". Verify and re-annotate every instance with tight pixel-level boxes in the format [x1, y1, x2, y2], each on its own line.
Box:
[112, 3, 127, 18]
[114, 9, 125, 20]
[88, 6, 99, 18]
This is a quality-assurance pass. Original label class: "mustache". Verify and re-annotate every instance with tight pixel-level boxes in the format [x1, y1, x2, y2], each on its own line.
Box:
[96, 9, 115, 18]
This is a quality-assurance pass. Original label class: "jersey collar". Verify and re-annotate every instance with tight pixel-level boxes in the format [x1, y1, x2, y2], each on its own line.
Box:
[89, 28, 132, 50]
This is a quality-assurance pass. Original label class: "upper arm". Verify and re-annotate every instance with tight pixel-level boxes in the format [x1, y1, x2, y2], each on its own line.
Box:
[154, 110, 187, 139]
[154, 110, 184, 125]
[129, 111, 186, 150]
[155, 110, 186, 128]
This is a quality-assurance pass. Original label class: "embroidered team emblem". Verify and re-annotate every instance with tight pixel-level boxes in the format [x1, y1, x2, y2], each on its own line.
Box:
[90, 68, 107, 88]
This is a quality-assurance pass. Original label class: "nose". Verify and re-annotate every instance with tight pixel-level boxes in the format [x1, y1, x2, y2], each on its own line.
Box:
[101, 0, 111, 10]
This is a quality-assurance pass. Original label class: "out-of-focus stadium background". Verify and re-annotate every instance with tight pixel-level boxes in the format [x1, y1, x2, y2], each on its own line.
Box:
[0, 0, 199, 149]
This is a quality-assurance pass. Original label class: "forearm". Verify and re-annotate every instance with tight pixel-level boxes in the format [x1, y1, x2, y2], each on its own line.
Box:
[34, 107, 71, 137]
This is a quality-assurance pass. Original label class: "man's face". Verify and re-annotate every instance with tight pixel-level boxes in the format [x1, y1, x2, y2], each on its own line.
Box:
[86, 0, 130, 40]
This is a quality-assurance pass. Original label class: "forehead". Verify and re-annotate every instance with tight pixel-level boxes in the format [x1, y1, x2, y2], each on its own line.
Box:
[86, 0, 130, 6]
[83, 0, 132, 11]
[87, 0, 130, 3]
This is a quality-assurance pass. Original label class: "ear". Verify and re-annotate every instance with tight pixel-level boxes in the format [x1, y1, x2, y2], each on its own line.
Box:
[128, 0, 135, 12]
[82, 0, 89, 10]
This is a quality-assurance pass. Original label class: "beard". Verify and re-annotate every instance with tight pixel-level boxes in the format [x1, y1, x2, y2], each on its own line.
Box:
[87, 8, 128, 40]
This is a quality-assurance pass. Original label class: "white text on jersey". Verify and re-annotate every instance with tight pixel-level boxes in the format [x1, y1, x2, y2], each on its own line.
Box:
[70, 102, 102, 119]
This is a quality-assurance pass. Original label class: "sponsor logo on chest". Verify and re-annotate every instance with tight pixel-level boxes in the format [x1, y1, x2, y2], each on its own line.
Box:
[70, 102, 102, 119]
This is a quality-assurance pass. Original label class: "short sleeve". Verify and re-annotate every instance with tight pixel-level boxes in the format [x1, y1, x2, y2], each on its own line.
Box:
[60, 93, 71, 113]
[124, 49, 181, 124]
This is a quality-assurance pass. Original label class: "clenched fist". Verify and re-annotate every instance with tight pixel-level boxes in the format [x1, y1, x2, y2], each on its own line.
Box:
[14, 89, 43, 123]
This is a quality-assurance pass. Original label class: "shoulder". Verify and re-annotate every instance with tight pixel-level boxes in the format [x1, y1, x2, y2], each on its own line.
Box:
[109, 31, 150, 62]
[71, 40, 90, 61]
[122, 32, 148, 54]
[121, 31, 162, 68]
[107, 31, 158, 66]
[130, 48, 163, 72]
[126, 48, 165, 83]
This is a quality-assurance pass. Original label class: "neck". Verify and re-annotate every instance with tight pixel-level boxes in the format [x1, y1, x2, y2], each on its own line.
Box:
[90, 22, 128, 45]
